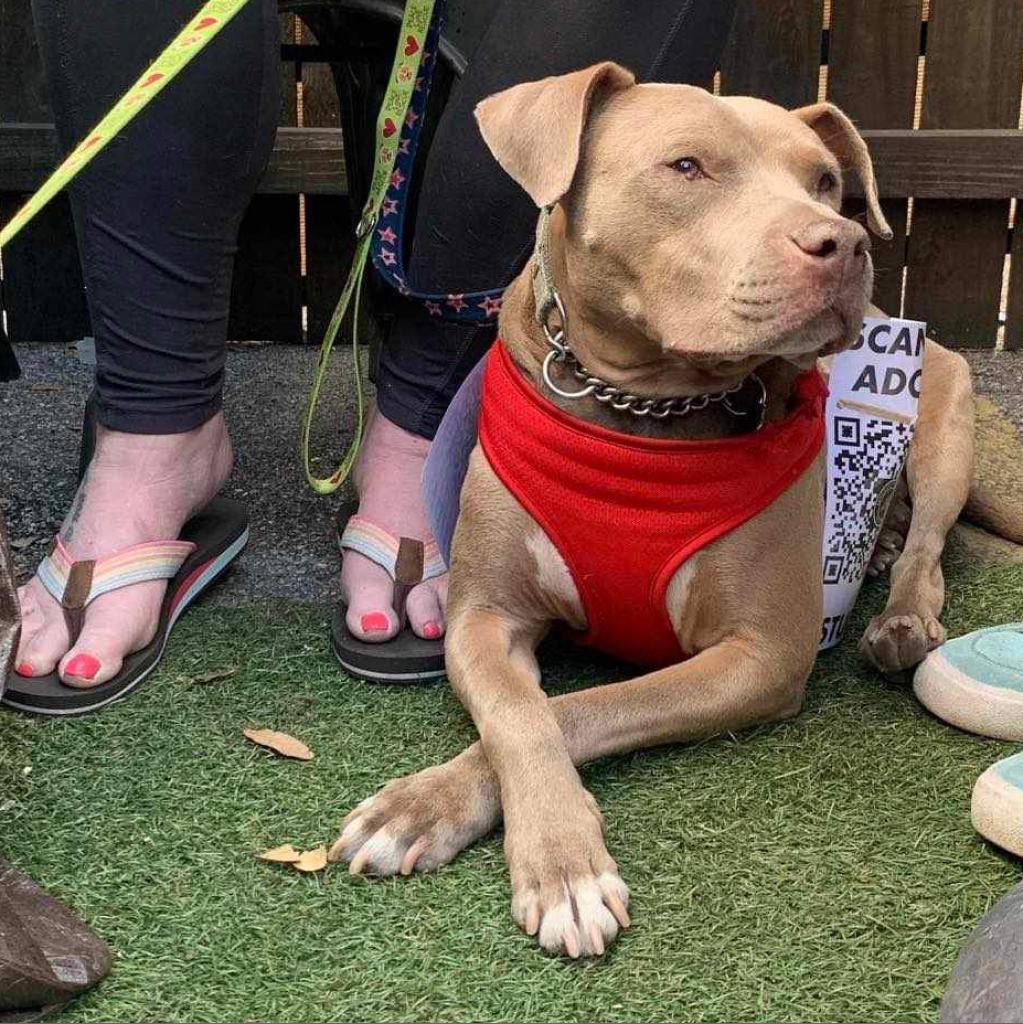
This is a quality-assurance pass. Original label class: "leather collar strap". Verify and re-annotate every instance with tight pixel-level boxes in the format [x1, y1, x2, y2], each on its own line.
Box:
[533, 205, 560, 327]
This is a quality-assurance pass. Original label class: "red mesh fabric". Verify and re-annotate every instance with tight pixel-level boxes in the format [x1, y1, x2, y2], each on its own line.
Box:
[478, 341, 826, 668]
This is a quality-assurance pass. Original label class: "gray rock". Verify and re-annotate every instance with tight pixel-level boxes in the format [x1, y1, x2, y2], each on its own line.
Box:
[942, 881, 1023, 1023]
[0, 859, 112, 1019]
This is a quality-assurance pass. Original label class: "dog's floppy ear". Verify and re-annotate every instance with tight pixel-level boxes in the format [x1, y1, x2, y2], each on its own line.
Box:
[474, 62, 636, 207]
[792, 102, 893, 241]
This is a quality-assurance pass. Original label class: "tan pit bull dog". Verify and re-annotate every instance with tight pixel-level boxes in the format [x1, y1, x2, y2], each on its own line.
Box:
[329, 63, 978, 957]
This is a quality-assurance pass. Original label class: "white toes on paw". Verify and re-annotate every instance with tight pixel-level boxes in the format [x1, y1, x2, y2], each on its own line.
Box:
[596, 871, 631, 929]
[401, 827, 456, 875]
[328, 817, 367, 862]
[539, 902, 584, 957]
[512, 890, 541, 936]
[346, 826, 406, 876]
[524, 873, 631, 958]
[571, 884, 619, 953]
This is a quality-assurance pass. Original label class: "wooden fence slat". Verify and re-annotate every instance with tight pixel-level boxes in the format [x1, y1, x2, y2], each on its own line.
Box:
[299, 18, 352, 344]
[828, 0, 921, 125]
[1006, 213, 1023, 351]
[0, 0, 49, 121]
[12, 123, 1023, 199]
[0, 192, 90, 343]
[280, 13, 298, 127]
[719, 0, 824, 108]
[305, 194, 354, 343]
[227, 13, 303, 343]
[904, 0, 1023, 348]
[228, 194, 303, 343]
[0, 123, 350, 196]
[300, 22, 341, 130]
[0, 0, 90, 344]
[828, 0, 921, 313]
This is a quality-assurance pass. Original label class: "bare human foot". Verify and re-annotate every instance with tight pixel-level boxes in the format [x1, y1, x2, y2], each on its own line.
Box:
[340, 409, 447, 642]
[14, 414, 232, 687]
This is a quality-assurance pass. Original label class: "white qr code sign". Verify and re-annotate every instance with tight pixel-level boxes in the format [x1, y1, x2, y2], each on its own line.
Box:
[819, 316, 925, 650]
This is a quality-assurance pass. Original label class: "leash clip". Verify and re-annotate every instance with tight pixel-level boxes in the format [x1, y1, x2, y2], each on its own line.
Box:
[355, 209, 376, 240]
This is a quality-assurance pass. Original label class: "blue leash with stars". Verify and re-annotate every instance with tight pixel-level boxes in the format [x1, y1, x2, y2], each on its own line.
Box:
[367, 1, 506, 323]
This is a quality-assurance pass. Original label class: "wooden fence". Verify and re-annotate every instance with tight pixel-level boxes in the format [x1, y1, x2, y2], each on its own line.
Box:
[1, 0, 1022, 350]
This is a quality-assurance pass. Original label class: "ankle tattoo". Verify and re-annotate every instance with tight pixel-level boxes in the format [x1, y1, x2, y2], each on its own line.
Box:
[61, 474, 90, 544]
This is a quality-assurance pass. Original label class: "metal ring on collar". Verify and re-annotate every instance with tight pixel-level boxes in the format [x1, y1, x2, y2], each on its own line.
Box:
[542, 349, 598, 399]
[723, 373, 767, 430]
[355, 210, 376, 240]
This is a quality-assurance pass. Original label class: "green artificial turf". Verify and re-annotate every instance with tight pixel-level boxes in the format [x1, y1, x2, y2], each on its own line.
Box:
[2, 558, 1022, 1023]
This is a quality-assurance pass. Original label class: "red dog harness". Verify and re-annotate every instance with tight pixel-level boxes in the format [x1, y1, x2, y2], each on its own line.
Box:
[478, 341, 827, 668]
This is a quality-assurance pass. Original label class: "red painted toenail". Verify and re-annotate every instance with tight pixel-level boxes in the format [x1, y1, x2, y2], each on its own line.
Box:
[15, 662, 34, 677]
[360, 612, 390, 633]
[64, 654, 100, 680]
[422, 622, 441, 639]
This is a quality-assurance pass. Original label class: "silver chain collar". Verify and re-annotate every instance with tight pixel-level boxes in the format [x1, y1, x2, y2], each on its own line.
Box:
[539, 288, 767, 426]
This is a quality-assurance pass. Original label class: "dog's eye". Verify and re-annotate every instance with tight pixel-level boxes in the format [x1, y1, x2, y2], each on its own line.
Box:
[672, 157, 704, 181]
[817, 171, 837, 194]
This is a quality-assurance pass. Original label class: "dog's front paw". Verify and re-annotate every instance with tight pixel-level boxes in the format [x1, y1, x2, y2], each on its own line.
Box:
[329, 749, 500, 876]
[860, 611, 946, 676]
[505, 789, 629, 958]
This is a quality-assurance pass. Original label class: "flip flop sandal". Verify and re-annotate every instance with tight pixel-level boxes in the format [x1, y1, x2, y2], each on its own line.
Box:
[331, 510, 446, 683]
[2, 497, 248, 716]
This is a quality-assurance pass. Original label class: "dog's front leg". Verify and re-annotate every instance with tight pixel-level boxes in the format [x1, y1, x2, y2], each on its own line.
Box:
[444, 604, 629, 959]
[449, 594, 812, 958]
[860, 335, 974, 674]
[329, 629, 809, 956]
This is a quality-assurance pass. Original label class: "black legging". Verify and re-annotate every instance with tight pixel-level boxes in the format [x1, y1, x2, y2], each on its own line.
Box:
[32, 0, 735, 438]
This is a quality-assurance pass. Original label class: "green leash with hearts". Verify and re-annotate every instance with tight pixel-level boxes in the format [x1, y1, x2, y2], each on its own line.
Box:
[299, 0, 437, 494]
[0, 0, 437, 495]
[0, 0, 250, 249]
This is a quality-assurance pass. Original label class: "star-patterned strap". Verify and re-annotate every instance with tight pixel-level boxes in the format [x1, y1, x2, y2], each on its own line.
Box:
[37, 535, 197, 609]
[368, 0, 506, 325]
[339, 515, 446, 583]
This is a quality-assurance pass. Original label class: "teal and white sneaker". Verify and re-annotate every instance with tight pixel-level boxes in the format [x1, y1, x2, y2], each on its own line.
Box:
[913, 624, 1023, 741]
[972, 752, 1023, 858]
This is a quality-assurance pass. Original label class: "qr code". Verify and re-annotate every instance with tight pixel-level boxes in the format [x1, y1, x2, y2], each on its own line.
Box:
[823, 416, 913, 584]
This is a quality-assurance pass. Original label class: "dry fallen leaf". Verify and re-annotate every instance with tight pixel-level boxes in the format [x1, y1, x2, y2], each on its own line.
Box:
[190, 666, 238, 685]
[293, 846, 328, 873]
[29, 383, 61, 393]
[9, 537, 35, 551]
[257, 843, 301, 864]
[243, 728, 314, 761]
